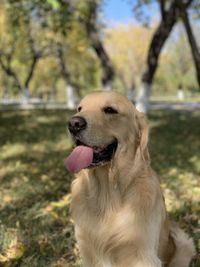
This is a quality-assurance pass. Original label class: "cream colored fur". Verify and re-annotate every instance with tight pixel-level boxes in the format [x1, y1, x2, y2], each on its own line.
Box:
[70, 91, 195, 267]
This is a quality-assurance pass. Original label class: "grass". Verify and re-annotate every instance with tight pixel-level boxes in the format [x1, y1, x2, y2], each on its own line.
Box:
[0, 109, 199, 267]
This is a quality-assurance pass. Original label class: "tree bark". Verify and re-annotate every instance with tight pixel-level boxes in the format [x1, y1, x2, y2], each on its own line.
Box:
[142, 7, 177, 84]
[85, 0, 114, 90]
[136, 2, 178, 112]
[181, 8, 200, 89]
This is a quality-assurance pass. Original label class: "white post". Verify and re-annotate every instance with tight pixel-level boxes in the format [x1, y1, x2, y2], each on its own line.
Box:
[102, 81, 112, 91]
[177, 89, 185, 100]
[65, 85, 79, 110]
[20, 88, 30, 104]
[136, 81, 151, 113]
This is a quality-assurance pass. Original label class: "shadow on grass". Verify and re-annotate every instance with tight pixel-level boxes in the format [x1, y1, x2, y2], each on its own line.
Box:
[149, 110, 200, 176]
[0, 110, 74, 146]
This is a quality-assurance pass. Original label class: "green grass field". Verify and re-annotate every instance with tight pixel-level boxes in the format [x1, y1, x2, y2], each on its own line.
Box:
[0, 109, 199, 267]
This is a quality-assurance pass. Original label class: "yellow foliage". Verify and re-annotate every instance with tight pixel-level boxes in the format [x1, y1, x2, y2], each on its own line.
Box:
[105, 24, 153, 88]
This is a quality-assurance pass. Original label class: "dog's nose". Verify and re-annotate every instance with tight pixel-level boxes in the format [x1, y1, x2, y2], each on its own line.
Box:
[68, 116, 87, 134]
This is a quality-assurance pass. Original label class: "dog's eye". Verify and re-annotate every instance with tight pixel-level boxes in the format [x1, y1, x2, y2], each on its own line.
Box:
[77, 106, 82, 112]
[103, 106, 118, 114]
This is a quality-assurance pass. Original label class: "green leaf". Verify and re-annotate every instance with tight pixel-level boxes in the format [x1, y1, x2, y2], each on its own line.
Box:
[47, 0, 60, 9]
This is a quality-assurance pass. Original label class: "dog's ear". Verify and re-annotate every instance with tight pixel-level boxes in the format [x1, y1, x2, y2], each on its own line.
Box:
[135, 110, 150, 163]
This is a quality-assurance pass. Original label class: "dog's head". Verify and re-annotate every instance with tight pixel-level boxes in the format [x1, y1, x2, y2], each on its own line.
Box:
[65, 91, 149, 173]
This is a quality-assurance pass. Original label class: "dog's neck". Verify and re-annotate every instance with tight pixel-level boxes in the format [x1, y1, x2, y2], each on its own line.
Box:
[84, 151, 149, 214]
[85, 165, 122, 214]
[87, 164, 118, 196]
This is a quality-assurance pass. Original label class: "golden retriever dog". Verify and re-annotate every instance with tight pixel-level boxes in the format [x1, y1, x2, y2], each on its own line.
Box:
[65, 91, 195, 267]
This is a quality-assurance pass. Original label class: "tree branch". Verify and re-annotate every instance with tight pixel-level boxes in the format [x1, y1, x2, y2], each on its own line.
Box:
[83, 0, 114, 88]
[56, 42, 80, 94]
[0, 52, 22, 91]
[24, 55, 39, 89]
[24, 27, 43, 89]
[56, 42, 72, 84]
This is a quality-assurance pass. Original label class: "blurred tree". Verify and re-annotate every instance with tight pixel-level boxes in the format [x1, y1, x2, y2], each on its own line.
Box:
[132, 0, 199, 112]
[0, 1, 46, 102]
[79, 0, 115, 90]
[21, 0, 79, 106]
[105, 25, 152, 95]
[154, 24, 197, 93]
[28, 0, 100, 106]
[31, 0, 113, 97]
[57, 21, 100, 95]
[31, 56, 60, 101]
[1, 0, 198, 106]
[0, 0, 100, 105]
[55, 42, 80, 108]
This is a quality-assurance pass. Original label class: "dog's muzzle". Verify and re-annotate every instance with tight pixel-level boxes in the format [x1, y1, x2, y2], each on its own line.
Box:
[65, 116, 118, 173]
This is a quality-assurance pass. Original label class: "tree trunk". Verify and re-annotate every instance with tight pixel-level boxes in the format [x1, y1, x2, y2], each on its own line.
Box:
[19, 88, 30, 104]
[25, 55, 39, 89]
[89, 31, 114, 90]
[49, 84, 57, 102]
[136, 2, 178, 112]
[56, 42, 80, 109]
[2, 78, 9, 102]
[85, 0, 114, 90]
[182, 9, 200, 89]
[136, 82, 151, 112]
[0, 56, 23, 93]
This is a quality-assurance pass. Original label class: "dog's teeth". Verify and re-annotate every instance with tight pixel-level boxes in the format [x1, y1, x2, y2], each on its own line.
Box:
[93, 147, 102, 152]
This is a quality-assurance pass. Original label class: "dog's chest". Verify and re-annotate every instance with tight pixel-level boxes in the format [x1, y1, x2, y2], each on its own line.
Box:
[74, 203, 135, 257]
[71, 176, 136, 263]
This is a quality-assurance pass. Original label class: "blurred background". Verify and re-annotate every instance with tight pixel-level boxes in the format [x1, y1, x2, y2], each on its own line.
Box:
[0, 0, 199, 266]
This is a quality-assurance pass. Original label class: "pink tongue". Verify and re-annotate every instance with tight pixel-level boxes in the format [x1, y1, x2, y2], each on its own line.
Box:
[64, 145, 93, 173]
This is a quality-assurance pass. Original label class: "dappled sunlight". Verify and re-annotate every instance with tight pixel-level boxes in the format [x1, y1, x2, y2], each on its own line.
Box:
[1, 143, 27, 160]
[35, 115, 65, 125]
[39, 194, 72, 224]
[0, 109, 199, 266]
[162, 169, 199, 202]
[162, 171, 199, 210]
